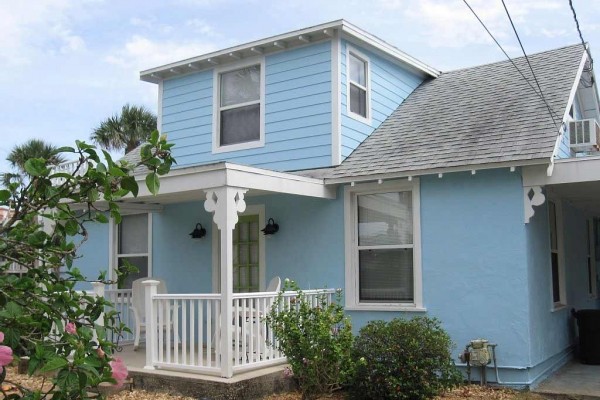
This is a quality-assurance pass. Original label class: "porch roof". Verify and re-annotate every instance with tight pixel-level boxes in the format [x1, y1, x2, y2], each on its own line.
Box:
[118, 161, 336, 205]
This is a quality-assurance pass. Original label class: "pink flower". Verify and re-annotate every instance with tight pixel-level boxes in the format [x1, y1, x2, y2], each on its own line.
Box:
[0, 345, 13, 367]
[0, 331, 4, 343]
[283, 367, 294, 378]
[65, 322, 76, 335]
[96, 347, 105, 359]
[109, 357, 128, 388]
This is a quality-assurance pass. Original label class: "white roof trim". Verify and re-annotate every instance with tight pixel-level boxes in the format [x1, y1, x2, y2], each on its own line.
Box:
[130, 162, 337, 200]
[140, 20, 439, 83]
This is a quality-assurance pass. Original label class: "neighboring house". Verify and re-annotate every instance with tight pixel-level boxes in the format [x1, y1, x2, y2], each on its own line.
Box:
[74, 20, 600, 387]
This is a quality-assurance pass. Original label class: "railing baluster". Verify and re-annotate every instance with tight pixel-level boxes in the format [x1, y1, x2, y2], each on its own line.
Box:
[182, 300, 187, 365]
[190, 300, 195, 366]
[207, 300, 212, 367]
[198, 300, 203, 367]
[158, 300, 164, 363]
[174, 299, 179, 364]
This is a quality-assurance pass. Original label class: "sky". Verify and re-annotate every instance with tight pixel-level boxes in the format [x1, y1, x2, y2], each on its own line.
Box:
[1, 0, 600, 173]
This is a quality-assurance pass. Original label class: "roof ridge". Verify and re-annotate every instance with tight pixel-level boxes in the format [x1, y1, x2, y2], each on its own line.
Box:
[443, 43, 584, 75]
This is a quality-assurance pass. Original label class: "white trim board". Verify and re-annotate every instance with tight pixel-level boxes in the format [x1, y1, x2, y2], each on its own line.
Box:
[331, 31, 341, 166]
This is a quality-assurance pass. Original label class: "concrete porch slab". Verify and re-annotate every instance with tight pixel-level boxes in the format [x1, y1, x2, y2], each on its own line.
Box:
[534, 361, 600, 399]
[115, 344, 295, 399]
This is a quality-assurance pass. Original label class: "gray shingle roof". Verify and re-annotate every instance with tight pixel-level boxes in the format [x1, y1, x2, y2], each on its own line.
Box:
[329, 44, 585, 180]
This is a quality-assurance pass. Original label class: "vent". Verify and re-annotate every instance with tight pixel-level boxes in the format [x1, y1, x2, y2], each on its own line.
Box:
[569, 119, 600, 151]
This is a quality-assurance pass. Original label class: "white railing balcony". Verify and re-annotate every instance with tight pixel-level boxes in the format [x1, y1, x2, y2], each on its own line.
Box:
[141, 286, 336, 377]
[1, 259, 28, 274]
[51, 159, 88, 186]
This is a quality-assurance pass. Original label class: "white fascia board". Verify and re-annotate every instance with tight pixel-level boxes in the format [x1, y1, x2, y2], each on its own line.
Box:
[340, 21, 439, 78]
[524, 156, 600, 186]
[128, 162, 335, 200]
[140, 19, 439, 84]
[326, 159, 549, 184]
[140, 20, 345, 83]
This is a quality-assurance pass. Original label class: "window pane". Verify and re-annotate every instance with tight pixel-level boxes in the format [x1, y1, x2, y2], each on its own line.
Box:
[358, 192, 412, 246]
[359, 249, 413, 302]
[549, 201, 557, 250]
[221, 65, 260, 107]
[118, 256, 148, 289]
[118, 214, 148, 254]
[220, 103, 260, 145]
[350, 84, 367, 118]
[349, 54, 366, 86]
[551, 252, 560, 302]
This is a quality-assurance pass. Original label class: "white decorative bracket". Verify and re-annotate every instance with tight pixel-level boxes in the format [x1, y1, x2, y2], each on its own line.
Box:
[524, 186, 545, 223]
[204, 187, 248, 232]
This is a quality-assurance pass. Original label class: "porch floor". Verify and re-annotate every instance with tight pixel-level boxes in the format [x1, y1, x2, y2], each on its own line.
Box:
[534, 361, 600, 399]
[116, 344, 288, 384]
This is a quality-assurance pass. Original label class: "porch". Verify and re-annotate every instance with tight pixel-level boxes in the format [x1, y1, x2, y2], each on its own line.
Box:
[103, 286, 336, 378]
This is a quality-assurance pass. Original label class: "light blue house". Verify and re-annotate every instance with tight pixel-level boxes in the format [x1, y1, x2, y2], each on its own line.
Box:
[75, 20, 600, 387]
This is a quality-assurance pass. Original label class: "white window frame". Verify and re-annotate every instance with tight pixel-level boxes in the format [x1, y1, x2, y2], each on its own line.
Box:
[587, 218, 598, 299]
[344, 179, 424, 311]
[108, 212, 153, 287]
[548, 199, 567, 310]
[346, 46, 371, 124]
[212, 57, 266, 154]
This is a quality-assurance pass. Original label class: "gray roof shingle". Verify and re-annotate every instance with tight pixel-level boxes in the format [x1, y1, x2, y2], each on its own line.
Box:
[329, 44, 585, 180]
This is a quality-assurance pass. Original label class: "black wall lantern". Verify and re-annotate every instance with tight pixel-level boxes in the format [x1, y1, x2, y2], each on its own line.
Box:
[189, 223, 207, 239]
[261, 218, 279, 235]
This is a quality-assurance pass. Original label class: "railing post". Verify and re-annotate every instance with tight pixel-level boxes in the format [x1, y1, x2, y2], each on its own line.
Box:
[91, 282, 105, 343]
[143, 280, 159, 370]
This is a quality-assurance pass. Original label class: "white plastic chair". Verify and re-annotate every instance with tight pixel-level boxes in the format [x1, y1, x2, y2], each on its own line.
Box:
[266, 276, 281, 292]
[130, 277, 168, 350]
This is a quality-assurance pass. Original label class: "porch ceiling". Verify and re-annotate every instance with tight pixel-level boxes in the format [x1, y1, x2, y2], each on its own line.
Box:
[548, 181, 600, 215]
[120, 162, 337, 205]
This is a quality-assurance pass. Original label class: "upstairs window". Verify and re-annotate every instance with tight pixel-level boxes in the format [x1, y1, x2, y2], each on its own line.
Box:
[348, 50, 370, 121]
[214, 61, 264, 152]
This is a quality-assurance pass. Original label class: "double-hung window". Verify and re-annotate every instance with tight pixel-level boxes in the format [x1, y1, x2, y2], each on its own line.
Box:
[214, 61, 264, 152]
[114, 213, 151, 289]
[348, 49, 370, 121]
[345, 180, 423, 310]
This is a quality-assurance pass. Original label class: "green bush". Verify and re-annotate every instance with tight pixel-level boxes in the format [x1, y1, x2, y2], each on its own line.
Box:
[349, 316, 462, 400]
[265, 280, 354, 400]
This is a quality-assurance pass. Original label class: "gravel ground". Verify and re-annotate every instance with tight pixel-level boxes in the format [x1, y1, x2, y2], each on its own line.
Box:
[2, 366, 547, 400]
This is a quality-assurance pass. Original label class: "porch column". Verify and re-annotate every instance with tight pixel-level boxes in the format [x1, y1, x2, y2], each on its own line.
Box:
[204, 186, 247, 378]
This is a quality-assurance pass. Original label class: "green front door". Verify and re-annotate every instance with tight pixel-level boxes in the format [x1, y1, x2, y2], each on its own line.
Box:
[232, 215, 260, 293]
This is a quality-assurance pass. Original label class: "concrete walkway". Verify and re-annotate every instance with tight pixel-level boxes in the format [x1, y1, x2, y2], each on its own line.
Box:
[534, 361, 600, 399]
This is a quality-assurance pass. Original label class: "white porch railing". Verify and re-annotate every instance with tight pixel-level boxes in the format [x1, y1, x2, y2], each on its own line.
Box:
[143, 286, 336, 377]
[50, 159, 89, 186]
[104, 289, 135, 345]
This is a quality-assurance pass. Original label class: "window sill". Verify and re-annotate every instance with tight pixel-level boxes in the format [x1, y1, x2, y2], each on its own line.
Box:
[346, 111, 372, 126]
[345, 304, 427, 312]
[212, 139, 264, 154]
[551, 303, 567, 312]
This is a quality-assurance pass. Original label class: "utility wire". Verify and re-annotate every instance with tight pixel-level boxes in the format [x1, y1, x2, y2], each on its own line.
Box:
[569, 0, 593, 71]
[501, 0, 560, 126]
[462, 0, 560, 129]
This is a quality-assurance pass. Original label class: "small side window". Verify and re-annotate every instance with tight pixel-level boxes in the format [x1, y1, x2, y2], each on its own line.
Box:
[348, 51, 370, 120]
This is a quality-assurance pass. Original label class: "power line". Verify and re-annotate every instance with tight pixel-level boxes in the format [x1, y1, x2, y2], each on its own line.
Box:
[500, 0, 559, 126]
[569, 0, 593, 71]
[462, 0, 561, 129]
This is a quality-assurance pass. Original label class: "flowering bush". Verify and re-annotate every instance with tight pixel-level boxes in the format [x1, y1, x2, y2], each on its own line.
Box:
[265, 280, 354, 400]
[0, 132, 174, 398]
[349, 316, 462, 400]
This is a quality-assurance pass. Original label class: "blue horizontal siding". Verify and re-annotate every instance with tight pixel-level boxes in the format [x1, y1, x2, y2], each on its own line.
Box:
[340, 39, 424, 159]
[161, 41, 333, 171]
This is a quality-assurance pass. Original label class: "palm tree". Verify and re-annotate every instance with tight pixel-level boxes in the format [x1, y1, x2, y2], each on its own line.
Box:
[91, 104, 157, 154]
[2, 139, 66, 187]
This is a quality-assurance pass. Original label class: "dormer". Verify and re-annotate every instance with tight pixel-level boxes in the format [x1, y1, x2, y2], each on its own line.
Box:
[141, 20, 438, 171]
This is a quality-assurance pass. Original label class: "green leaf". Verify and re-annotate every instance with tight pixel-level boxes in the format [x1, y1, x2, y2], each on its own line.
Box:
[150, 129, 159, 145]
[64, 219, 79, 236]
[96, 162, 107, 173]
[24, 158, 49, 177]
[0, 190, 10, 202]
[140, 144, 152, 160]
[121, 176, 139, 197]
[56, 146, 75, 153]
[95, 213, 109, 224]
[145, 172, 160, 195]
[108, 166, 126, 177]
[39, 357, 68, 373]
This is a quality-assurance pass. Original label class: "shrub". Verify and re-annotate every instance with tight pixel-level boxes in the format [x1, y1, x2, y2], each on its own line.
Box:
[265, 280, 354, 400]
[349, 316, 462, 400]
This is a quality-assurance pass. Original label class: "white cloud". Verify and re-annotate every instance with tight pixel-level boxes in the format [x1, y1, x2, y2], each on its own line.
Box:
[185, 19, 216, 36]
[105, 35, 218, 72]
[0, 0, 89, 66]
